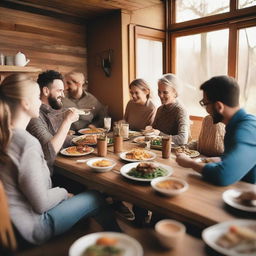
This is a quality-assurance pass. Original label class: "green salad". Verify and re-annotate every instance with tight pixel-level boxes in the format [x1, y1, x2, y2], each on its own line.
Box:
[151, 137, 162, 146]
[127, 166, 168, 179]
[107, 137, 114, 145]
[83, 245, 123, 256]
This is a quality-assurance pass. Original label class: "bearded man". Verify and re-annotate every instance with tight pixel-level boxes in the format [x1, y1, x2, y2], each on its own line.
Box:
[27, 70, 78, 172]
[176, 76, 256, 186]
[62, 71, 107, 131]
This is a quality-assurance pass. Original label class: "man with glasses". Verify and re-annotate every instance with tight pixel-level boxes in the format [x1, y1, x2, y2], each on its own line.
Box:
[176, 75, 256, 186]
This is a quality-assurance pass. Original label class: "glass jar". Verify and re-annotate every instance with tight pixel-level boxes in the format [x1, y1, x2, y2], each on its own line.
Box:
[162, 136, 172, 159]
[114, 135, 123, 153]
[97, 136, 107, 157]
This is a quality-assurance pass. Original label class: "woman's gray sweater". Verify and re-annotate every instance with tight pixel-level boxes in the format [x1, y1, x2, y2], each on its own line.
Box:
[0, 129, 68, 244]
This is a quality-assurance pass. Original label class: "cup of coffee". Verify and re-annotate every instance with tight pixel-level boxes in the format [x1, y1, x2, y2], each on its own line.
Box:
[155, 219, 186, 249]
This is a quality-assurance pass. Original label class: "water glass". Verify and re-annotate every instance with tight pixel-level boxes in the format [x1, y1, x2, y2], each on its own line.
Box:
[104, 117, 111, 132]
[120, 123, 129, 139]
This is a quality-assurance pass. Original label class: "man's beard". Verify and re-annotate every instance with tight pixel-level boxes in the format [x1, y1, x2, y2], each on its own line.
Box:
[212, 107, 223, 124]
[48, 94, 63, 110]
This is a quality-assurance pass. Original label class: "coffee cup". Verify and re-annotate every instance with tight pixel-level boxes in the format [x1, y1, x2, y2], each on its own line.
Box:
[155, 219, 186, 249]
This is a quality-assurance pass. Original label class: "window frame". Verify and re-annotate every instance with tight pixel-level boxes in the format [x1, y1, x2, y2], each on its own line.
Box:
[128, 25, 166, 83]
[168, 0, 256, 78]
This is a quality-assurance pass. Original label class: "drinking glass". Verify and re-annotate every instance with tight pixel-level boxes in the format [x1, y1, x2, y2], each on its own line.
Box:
[121, 123, 129, 139]
[104, 117, 111, 132]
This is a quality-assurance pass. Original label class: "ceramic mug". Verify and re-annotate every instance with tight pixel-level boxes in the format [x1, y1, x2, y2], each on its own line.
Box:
[155, 219, 186, 249]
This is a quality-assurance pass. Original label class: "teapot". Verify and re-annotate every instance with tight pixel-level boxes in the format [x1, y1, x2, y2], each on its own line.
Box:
[14, 52, 30, 67]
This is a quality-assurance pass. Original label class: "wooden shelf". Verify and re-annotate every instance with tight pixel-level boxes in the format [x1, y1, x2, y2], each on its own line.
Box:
[0, 66, 42, 73]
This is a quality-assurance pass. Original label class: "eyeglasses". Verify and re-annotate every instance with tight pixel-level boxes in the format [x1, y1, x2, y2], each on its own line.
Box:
[199, 99, 212, 107]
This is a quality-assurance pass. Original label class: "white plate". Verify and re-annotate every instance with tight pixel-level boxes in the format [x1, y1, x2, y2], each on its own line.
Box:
[202, 219, 256, 256]
[87, 157, 116, 172]
[60, 146, 94, 157]
[78, 128, 105, 135]
[223, 189, 256, 212]
[119, 150, 156, 162]
[132, 136, 146, 144]
[173, 147, 200, 158]
[69, 232, 143, 256]
[72, 134, 97, 146]
[129, 130, 143, 138]
[120, 162, 173, 182]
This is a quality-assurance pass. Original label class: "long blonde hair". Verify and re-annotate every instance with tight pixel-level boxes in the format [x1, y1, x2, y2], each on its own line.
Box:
[0, 74, 37, 163]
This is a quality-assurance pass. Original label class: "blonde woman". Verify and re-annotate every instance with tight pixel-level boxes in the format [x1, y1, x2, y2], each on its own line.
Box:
[124, 79, 156, 131]
[0, 74, 120, 245]
[152, 73, 190, 145]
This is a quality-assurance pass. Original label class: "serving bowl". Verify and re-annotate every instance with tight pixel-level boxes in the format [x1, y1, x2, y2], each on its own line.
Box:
[151, 177, 189, 196]
[86, 157, 116, 172]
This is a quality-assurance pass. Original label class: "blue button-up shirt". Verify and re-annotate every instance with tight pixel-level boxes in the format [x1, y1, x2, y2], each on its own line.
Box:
[202, 108, 256, 186]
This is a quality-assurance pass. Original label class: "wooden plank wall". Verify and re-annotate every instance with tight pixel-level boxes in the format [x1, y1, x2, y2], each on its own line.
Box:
[0, 7, 87, 78]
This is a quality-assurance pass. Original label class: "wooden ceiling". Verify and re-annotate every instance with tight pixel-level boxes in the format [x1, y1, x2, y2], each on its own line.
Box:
[2, 0, 163, 22]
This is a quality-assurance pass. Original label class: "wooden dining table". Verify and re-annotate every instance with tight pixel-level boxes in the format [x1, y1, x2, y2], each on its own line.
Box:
[55, 140, 255, 229]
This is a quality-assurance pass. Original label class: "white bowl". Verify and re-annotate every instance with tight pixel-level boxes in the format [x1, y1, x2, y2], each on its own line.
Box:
[86, 157, 116, 172]
[151, 177, 189, 196]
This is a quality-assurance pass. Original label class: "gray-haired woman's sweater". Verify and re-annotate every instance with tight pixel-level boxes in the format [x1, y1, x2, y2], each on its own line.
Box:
[152, 101, 190, 145]
[0, 129, 68, 244]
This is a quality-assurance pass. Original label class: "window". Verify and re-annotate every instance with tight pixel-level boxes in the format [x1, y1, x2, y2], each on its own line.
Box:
[237, 26, 256, 114]
[133, 26, 165, 107]
[238, 0, 256, 9]
[137, 38, 163, 107]
[176, 0, 229, 23]
[176, 29, 229, 115]
[169, 0, 256, 115]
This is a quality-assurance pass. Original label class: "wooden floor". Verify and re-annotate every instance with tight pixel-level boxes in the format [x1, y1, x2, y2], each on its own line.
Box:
[15, 217, 207, 256]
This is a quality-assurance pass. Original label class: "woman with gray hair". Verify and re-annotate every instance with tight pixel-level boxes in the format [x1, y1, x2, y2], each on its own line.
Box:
[152, 73, 190, 145]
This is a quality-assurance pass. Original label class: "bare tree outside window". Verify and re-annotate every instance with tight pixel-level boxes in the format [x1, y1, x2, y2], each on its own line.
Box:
[176, 0, 229, 23]
[174, 0, 256, 115]
[176, 30, 229, 116]
[238, 0, 256, 9]
[238, 26, 256, 114]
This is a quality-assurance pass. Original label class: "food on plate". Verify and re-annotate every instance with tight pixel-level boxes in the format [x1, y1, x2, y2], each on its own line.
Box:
[151, 137, 162, 147]
[133, 137, 146, 144]
[216, 225, 256, 252]
[125, 148, 153, 160]
[75, 135, 97, 145]
[235, 191, 256, 207]
[93, 159, 112, 167]
[141, 126, 158, 136]
[127, 162, 168, 179]
[156, 179, 184, 190]
[83, 236, 124, 256]
[107, 137, 114, 145]
[66, 145, 92, 155]
[174, 146, 199, 157]
[129, 131, 142, 138]
[81, 128, 105, 134]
